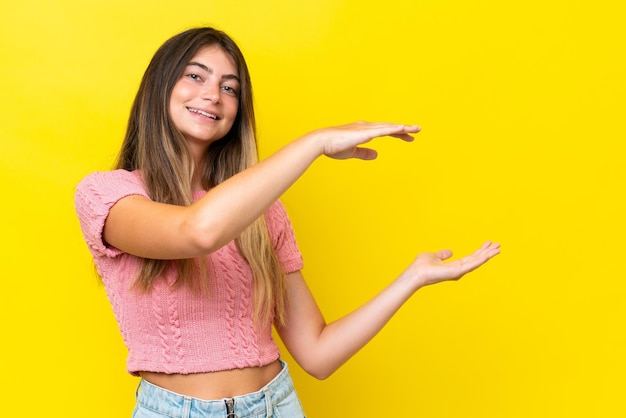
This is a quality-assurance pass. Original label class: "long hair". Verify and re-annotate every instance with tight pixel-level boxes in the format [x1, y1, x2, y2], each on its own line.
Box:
[115, 27, 288, 326]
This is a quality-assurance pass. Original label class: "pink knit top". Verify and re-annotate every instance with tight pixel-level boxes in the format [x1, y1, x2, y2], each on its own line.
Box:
[74, 169, 303, 375]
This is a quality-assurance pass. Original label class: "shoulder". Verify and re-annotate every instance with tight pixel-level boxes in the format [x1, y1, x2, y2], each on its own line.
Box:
[76, 169, 148, 201]
[265, 199, 291, 225]
[266, 200, 303, 271]
[265, 199, 298, 241]
[77, 169, 144, 191]
[74, 170, 150, 258]
[74, 169, 150, 224]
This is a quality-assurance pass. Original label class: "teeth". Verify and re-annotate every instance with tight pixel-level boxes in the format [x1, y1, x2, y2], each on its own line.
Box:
[188, 108, 217, 119]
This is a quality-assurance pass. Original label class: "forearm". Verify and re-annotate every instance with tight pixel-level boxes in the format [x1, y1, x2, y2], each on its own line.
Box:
[277, 241, 497, 379]
[185, 133, 323, 253]
[295, 271, 419, 380]
[185, 122, 419, 254]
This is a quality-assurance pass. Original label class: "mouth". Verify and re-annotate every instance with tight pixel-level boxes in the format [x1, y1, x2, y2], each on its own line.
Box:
[187, 107, 219, 120]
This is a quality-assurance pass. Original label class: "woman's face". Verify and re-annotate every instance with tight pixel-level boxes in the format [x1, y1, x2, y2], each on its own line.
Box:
[169, 45, 240, 154]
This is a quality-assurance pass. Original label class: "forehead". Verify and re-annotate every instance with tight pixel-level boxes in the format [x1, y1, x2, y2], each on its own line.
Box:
[187, 45, 238, 76]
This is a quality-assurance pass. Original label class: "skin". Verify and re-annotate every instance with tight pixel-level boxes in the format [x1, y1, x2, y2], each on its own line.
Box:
[104, 45, 501, 399]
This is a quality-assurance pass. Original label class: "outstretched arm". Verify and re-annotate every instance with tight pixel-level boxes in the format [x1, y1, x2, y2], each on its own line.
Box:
[104, 122, 420, 260]
[277, 241, 500, 380]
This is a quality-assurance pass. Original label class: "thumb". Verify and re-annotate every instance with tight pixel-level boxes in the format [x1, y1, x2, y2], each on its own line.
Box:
[435, 249, 453, 261]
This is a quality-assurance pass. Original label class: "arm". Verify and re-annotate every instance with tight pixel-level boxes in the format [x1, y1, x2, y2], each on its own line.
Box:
[104, 122, 420, 259]
[277, 241, 500, 380]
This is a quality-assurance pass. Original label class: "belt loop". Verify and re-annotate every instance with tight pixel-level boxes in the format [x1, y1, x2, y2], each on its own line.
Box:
[264, 388, 273, 417]
[182, 396, 192, 418]
[135, 380, 142, 399]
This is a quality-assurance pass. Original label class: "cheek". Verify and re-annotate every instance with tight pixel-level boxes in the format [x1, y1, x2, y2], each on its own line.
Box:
[168, 91, 188, 130]
[226, 99, 240, 119]
[170, 80, 195, 104]
[169, 84, 191, 115]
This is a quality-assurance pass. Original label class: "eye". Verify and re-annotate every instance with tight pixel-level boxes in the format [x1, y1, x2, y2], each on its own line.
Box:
[221, 85, 240, 97]
[186, 73, 203, 82]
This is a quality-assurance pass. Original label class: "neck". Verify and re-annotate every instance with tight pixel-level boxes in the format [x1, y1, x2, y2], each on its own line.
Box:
[190, 149, 207, 193]
[191, 158, 205, 193]
[185, 137, 216, 192]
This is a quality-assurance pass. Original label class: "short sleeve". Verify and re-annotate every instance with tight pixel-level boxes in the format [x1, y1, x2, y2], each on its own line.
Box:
[265, 201, 304, 273]
[74, 169, 150, 258]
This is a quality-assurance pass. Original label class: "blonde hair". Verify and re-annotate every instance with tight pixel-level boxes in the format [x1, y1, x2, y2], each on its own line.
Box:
[115, 27, 288, 326]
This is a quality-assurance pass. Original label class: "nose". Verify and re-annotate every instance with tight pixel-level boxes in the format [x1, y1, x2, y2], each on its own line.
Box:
[201, 82, 220, 103]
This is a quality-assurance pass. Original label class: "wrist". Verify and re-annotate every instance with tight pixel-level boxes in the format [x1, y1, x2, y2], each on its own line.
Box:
[397, 267, 424, 294]
[297, 129, 327, 159]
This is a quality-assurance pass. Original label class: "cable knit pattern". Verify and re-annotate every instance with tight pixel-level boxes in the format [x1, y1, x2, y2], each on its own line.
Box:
[218, 245, 240, 359]
[74, 169, 304, 375]
[168, 292, 185, 366]
[152, 291, 171, 365]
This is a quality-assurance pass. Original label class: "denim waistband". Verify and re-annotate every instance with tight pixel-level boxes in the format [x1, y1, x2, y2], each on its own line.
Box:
[135, 360, 295, 417]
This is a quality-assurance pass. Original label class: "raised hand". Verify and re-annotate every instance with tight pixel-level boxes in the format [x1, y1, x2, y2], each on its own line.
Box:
[311, 121, 421, 160]
[407, 241, 501, 289]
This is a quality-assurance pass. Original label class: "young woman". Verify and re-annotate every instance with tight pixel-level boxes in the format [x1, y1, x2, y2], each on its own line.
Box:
[75, 27, 500, 418]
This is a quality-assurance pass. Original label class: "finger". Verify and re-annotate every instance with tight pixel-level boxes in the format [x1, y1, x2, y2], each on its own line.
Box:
[388, 133, 416, 142]
[456, 255, 490, 275]
[459, 244, 500, 271]
[479, 241, 501, 258]
[375, 123, 420, 132]
[351, 147, 378, 160]
[435, 249, 453, 261]
[474, 241, 500, 255]
[363, 124, 420, 140]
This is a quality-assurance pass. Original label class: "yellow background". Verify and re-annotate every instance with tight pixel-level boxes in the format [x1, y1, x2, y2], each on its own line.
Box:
[1, 1, 624, 416]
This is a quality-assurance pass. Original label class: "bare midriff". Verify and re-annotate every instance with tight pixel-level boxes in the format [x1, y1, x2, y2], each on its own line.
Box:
[139, 360, 283, 400]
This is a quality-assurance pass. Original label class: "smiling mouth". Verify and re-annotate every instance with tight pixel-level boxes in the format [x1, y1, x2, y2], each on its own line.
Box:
[187, 107, 219, 120]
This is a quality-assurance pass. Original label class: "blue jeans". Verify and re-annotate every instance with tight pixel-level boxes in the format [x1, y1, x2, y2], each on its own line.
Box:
[132, 361, 306, 417]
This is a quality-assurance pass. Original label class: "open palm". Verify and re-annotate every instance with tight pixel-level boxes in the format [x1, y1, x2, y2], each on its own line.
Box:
[409, 241, 501, 288]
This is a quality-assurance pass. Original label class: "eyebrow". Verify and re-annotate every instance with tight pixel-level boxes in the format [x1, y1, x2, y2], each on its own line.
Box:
[187, 61, 240, 82]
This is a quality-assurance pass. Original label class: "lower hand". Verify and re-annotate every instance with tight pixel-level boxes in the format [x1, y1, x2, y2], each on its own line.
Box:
[408, 241, 501, 289]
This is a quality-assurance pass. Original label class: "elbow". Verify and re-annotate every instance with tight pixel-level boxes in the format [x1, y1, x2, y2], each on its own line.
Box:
[299, 361, 337, 381]
[189, 232, 219, 256]
[181, 215, 224, 256]
[309, 370, 333, 381]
